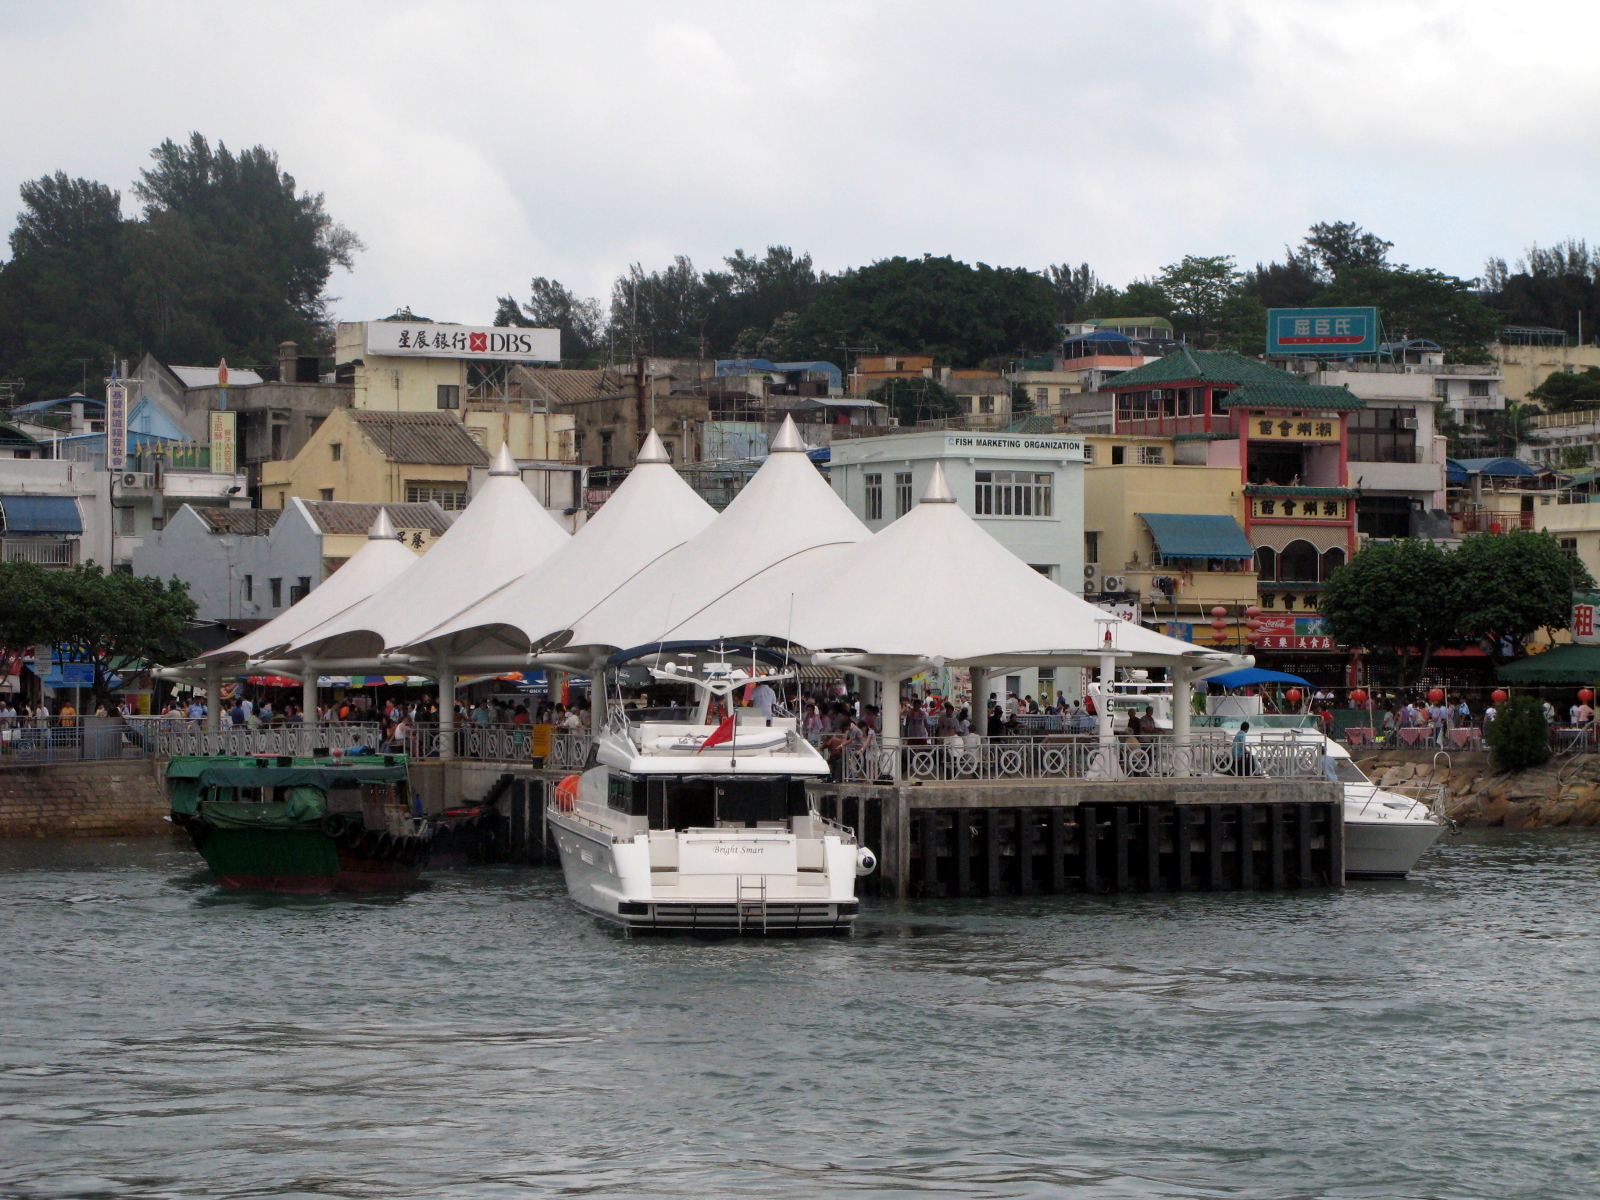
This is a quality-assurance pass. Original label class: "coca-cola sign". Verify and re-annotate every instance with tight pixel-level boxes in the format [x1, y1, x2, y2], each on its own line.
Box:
[366, 322, 560, 362]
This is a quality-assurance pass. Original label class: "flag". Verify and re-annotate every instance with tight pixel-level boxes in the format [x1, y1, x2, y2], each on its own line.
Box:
[697, 713, 737, 754]
[742, 681, 755, 705]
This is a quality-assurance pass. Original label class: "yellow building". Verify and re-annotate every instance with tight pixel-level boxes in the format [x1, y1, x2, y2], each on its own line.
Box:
[1493, 341, 1600, 402]
[336, 321, 472, 412]
[259, 409, 488, 511]
[1083, 433, 1258, 619]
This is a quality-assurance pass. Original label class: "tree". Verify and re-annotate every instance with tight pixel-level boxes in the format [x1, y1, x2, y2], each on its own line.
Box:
[1528, 366, 1600, 411]
[1156, 254, 1242, 342]
[700, 246, 821, 355]
[607, 255, 708, 357]
[1303, 220, 1392, 275]
[1044, 262, 1099, 321]
[1485, 239, 1600, 342]
[1454, 530, 1594, 658]
[0, 134, 361, 398]
[1320, 538, 1463, 689]
[0, 562, 196, 705]
[1319, 264, 1500, 361]
[1011, 381, 1033, 415]
[495, 277, 605, 362]
[1483, 694, 1551, 771]
[869, 376, 959, 425]
[791, 255, 1059, 367]
[1241, 249, 1321, 309]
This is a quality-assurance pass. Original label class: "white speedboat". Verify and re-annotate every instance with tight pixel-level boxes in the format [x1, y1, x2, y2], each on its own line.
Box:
[546, 656, 871, 934]
[1321, 737, 1445, 878]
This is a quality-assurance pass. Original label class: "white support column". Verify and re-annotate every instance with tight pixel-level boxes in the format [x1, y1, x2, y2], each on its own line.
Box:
[301, 661, 318, 756]
[437, 660, 455, 761]
[968, 667, 988, 733]
[204, 662, 221, 733]
[880, 674, 903, 782]
[1097, 655, 1116, 745]
[590, 655, 609, 735]
[1172, 666, 1193, 777]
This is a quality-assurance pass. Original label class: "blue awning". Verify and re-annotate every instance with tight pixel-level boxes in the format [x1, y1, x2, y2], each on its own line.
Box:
[0, 495, 82, 535]
[1138, 513, 1254, 559]
[1202, 667, 1311, 689]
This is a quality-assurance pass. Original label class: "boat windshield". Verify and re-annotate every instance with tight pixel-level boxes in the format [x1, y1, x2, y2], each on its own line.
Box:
[1326, 757, 1369, 784]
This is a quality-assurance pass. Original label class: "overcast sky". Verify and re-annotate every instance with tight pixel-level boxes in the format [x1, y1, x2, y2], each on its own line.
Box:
[3, 0, 1596, 326]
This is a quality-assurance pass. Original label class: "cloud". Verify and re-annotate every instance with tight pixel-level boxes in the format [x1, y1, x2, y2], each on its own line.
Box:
[2, 0, 1598, 329]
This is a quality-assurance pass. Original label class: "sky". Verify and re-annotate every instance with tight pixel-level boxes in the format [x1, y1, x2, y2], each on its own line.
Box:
[3, 0, 1598, 327]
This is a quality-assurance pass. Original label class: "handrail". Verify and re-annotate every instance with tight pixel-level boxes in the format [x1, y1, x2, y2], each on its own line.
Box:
[148, 722, 383, 758]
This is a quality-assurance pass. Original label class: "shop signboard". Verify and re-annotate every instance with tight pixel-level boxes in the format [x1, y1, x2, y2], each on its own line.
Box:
[1266, 307, 1379, 355]
[1252, 614, 1334, 650]
[1573, 592, 1600, 643]
[105, 382, 128, 471]
[367, 322, 560, 362]
[209, 411, 236, 475]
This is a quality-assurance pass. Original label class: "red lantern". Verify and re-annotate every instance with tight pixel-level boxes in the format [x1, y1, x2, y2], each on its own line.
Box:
[1491, 689, 1508, 705]
[1286, 688, 1302, 705]
[1428, 688, 1445, 704]
[1581, 688, 1595, 704]
[1211, 606, 1228, 619]
[1350, 688, 1368, 706]
[1245, 605, 1261, 618]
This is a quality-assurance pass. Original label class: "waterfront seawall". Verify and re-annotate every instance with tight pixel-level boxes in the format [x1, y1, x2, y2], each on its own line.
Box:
[0, 760, 171, 838]
[1354, 749, 1600, 828]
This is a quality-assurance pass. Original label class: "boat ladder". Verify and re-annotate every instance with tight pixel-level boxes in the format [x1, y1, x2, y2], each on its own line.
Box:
[736, 874, 768, 934]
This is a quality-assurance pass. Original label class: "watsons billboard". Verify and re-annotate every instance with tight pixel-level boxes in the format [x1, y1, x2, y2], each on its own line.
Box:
[367, 322, 561, 362]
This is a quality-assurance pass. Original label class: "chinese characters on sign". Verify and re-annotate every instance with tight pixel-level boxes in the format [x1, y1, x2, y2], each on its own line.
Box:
[1266, 307, 1379, 355]
[1251, 497, 1346, 520]
[1255, 635, 1334, 651]
[105, 382, 128, 471]
[208, 410, 236, 475]
[365, 322, 560, 362]
[1574, 595, 1600, 643]
[1250, 416, 1340, 441]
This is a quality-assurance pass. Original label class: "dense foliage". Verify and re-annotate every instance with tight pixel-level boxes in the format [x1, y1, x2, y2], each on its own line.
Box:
[1483, 694, 1552, 772]
[0, 561, 196, 703]
[1321, 531, 1593, 683]
[868, 376, 960, 425]
[0, 134, 360, 399]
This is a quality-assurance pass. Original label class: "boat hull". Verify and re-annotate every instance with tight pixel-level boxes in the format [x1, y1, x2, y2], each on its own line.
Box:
[197, 827, 340, 893]
[1344, 818, 1443, 878]
[547, 808, 856, 936]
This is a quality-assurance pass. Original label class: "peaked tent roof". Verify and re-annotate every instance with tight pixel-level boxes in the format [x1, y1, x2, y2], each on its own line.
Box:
[281, 445, 569, 660]
[660, 463, 1237, 669]
[558, 416, 870, 655]
[399, 429, 719, 660]
[198, 508, 420, 666]
[1101, 347, 1302, 390]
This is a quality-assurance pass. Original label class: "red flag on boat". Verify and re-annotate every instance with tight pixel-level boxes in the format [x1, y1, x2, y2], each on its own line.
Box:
[697, 713, 736, 754]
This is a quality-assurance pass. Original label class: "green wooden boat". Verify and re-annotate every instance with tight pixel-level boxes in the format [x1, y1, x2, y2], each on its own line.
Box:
[166, 756, 429, 893]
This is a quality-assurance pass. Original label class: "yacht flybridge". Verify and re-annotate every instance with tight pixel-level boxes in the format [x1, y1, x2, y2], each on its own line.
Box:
[546, 654, 872, 934]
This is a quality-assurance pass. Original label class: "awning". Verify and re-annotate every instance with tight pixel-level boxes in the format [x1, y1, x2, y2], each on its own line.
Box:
[0, 495, 82, 535]
[1202, 667, 1311, 689]
[1496, 643, 1600, 684]
[1138, 513, 1254, 559]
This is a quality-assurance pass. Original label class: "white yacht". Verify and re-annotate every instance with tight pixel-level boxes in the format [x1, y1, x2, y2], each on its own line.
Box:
[545, 655, 871, 934]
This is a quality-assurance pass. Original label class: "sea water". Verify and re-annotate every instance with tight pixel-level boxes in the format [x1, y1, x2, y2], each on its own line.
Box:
[2, 831, 1597, 1199]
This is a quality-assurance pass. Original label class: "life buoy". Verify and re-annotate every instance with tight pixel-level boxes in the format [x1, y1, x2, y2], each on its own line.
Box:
[554, 775, 580, 812]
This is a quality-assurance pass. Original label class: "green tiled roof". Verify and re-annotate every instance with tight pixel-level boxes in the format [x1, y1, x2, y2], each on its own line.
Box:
[1244, 485, 1359, 498]
[1101, 347, 1298, 389]
[1221, 383, 1364, 411]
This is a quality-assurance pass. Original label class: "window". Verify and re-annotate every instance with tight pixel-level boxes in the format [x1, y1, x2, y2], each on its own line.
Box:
[1029, 564, 1055, 580]
[118, 505, 135, 535]
[958, 396, 973, 414]
[864, 473, 883, 521]
[290, 577, 311, 604]
[1278, 540, 1319, 582]
[437, 384, 460, 410]
[1561, 536, 1579, 561]
[573, 430, 585, 459]
[330, 442, 342, 462]
[269, 578, 282, 608]
[1348, 408, 1417, 463]
[1035, 387, 1048, 405]
[974, 470, 1053, 517]
[319, 488, 334, 501]
[1138, 445, 1165, 465]
[1038, 667, 1056, 696]
[1357, 496, 1412, 538]
[1434, 379, 1451, 398]
[1254, 546, 1277, 581]
[243, 574, 253, 602]
[1469, 380, 1491, 397]
[1083, 443, 1094, 463]
[1322, 547, 1346, 579]
[1111, 445, 1125, 465]
[662, 440, 676, 461]
[405, 482, 468, 510]
[979, 396, 994, 414]
[600, 431, 614, 466]
[895, 471, 913, 517]
[1084, 531, 1100, 565]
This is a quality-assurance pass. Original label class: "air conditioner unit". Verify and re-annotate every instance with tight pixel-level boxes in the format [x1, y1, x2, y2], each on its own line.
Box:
[1084, 565, 1102, 592]
[1401, 416, 1419, 430]
[120, 472, 153, 488]
[1100, 574, 1125, 593]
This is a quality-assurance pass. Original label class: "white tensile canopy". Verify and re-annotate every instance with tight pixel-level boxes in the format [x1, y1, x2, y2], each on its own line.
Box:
[282, 444, 570, 664]
[197, 509, 419, 668]
[402, 429, 717, 663]
[556, 416, 869, 659]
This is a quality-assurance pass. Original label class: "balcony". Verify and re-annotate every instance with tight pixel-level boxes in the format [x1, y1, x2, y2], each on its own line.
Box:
[1114, 565, 1260, 609]
[2, 538, 76, 566]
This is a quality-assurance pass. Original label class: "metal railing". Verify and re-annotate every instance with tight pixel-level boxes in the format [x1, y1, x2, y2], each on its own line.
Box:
[2, 539, 77, 566]
[142, 720, 384, 758]
[0, 718, 148, 766]
[398, 722, 592, 765]
[842, 734, 1326, 784]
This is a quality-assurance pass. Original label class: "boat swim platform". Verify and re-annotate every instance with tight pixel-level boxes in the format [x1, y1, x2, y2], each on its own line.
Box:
[417, 760, 1344, 901]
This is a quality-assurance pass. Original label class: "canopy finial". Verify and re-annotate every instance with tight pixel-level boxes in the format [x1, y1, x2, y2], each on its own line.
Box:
[636, 429, 671, 463]
[489, 443, 519, 476]
[920, 461, 957, 504]
[367, 508, 398, 540]
[769, 415, 806, 453]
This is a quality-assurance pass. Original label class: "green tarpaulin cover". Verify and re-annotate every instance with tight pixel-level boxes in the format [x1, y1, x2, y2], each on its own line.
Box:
[200, 795, 327, 831]
[1496, 643, 1600, 684]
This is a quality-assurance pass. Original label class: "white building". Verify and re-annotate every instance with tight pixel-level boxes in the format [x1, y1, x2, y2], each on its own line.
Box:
[0, 459, 106, 569]
[827, 428, 1089, 705]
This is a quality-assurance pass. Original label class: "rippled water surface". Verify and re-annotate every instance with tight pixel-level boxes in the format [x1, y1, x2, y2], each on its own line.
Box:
[3, 832, 1598, 1200]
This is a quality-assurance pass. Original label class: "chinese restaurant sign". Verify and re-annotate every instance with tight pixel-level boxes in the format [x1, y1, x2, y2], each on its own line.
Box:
[1252, 614, 1334, 651]
[105, 382, 128, 471]
[1266, 307, 1379, 356]
[366, 323, 560, 362]
[1248, 416, 1340, 441]
[1574, 593, 1600, 643]
[209, 411, 236, 475]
